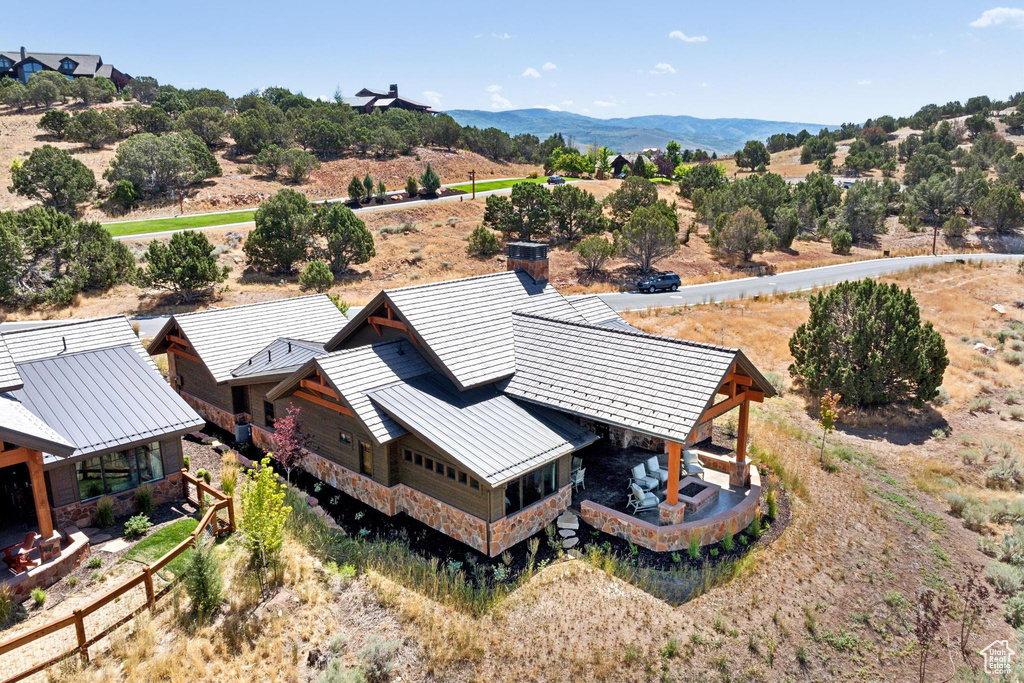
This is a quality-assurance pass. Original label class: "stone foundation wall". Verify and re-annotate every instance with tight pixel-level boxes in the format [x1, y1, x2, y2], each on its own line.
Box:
[580, 467, 762, 552]
[488, 485, 571, 557]
[179, 391, 244, 433]
[298, 445, 395, 516]
[251, 424, 275, 452]
[396, 485, 488, 554]
[53, 472, 183, 530]
[6, 528, 90, 602]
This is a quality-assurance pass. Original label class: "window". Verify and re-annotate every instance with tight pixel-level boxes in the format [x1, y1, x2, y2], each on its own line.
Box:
[435, 461, 444, 475]
[231, 386, 249, 415]
[503, 462, 557, 515]
[263, 400, 275, 428]
[458, 472, 467, 485]
[60, 59, 75, 71]
[75, 442, 164, 501]
[358, 441, 373, 477]
[21, 62, 42, 81]
[403, 448, 412, 462]
[424, 457, 433, 471]
[414, 453, 422, 466]
[0, 57, 11, 69]
[339, 430, 353, 448]
[470, 478, 479, 490]
[446, 466, 456, 480]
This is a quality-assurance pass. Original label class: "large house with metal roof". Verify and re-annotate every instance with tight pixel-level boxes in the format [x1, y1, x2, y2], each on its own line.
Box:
[150, 245, 774, 556]
[0, 317, 203, 564]
[1, 47, 131, 89]
[343, 84, 434, 114]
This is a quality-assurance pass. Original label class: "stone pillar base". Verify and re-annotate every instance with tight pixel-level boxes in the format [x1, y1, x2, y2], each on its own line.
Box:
[658, 501, 686, 526]
[38, 531, 63, 562]
[731, 461, 751, 487]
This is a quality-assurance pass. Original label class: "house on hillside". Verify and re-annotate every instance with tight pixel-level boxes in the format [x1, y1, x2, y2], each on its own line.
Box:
[606, 153, 652, 176]
[0, 317, 203, 593]
[0, 47, 131, 89]
[150, 247, 774, 557]
[343, 84, 434, 114]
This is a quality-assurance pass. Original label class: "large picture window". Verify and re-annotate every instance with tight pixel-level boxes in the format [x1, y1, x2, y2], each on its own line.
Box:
[504, 461, 557, 515]
[75, 442, 165, 501]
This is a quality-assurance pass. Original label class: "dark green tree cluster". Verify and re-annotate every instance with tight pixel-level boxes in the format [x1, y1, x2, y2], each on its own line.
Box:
[694, 172, 802, 251]
[104, 132, 221, 199]
[143, 230, 227, 301]
[8, 146, 96, 214]
[789, 279, 948, 407]
[243, 189, 375, 274]
[0, 207, 135, 306]
[734, 140, 770, 171]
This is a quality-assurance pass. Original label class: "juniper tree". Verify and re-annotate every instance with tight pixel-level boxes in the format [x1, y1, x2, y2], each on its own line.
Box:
[144, 230, 227, 302]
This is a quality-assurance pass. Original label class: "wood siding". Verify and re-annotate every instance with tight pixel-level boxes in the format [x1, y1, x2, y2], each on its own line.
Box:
[246, 382, 279, 428]
[173, 353, 233, 414]
[395, 434, 491, 519]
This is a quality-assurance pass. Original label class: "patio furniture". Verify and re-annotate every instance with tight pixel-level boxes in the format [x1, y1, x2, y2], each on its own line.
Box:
[645, 456, 669, 485]
[570, 467, 586, 492]
[630, 464, 659, 491]
[3, 532, 41, 573]
[627, 483, 659, 514]
[683, 450, 705, 479]
[571, 456, 583, 472]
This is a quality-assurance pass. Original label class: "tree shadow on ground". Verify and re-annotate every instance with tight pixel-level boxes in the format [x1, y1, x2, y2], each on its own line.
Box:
[795, 389, 948, 447]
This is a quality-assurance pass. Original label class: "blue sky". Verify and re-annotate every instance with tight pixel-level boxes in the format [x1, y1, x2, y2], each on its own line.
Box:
[7, 1, 1023, 124]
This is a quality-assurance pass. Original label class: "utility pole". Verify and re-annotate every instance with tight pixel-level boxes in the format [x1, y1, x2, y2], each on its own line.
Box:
[469, 170, 476, 199]
[932, 225, 938, 256]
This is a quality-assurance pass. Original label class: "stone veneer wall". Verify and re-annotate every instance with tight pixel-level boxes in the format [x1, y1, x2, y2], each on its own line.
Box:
[6, 527, 90, 601]
[488, 485, 571, 557]
[179, 391, 245, 433]
[580, 467, 762, 552]
[52, 471, 184, 530]
[395, 485, 488, 554]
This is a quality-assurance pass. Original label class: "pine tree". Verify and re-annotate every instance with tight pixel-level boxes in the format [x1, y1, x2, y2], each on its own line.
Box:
[144, 230, 227, 301]
[420, 163, 441, 196]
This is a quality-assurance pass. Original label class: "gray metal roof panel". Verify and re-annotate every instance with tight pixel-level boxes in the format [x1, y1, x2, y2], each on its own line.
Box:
[367, 373, 597, 487]
[10, 346, 204, 462]
[568, 295, 641, 331]
[311, 339, 435, 444]
[503, 313, 740, 444]
[0, 337, 22, 392]
[0, 316, 155, 371]
[159, 295, 347, 383]
[0, 394, 74, 456]
[231, 337, 325, 378]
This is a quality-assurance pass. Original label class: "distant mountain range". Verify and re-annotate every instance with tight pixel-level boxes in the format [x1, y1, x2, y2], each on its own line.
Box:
[444, 108, 834, 155]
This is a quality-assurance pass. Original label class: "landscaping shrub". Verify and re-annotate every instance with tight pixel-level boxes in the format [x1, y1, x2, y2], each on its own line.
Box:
[299, 260, 334, 293]
[135, 485, 154, 515]
[466, 224, 500, 258]
[196, 468, 212, 484]
[985, 452, 1024, 491]
[183, 542, 222, 623]
[239, 457, 291, 570]
[0, 585, 12, 623]
[969, 397, 993, 413]
[405, 176, 418, 198]
[762, 371, 785, 397]
[766, 488, 778, 520]
[30, 588, 45, 607]
[984, 562, 1023, 596]
[1005, 595, 1024, 628]
[721, 531, 734, 552]
[688, 536, 700, 559]
[357, 636, 401, 683]
[830, 229, 852, 254]
[124, 514, 152, 540]
[183, 454, 191, 470]
[96, 497, 115, 528]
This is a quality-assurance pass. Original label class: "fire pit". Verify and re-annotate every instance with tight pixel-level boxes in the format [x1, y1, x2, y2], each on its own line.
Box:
[675, 476, 720, 513]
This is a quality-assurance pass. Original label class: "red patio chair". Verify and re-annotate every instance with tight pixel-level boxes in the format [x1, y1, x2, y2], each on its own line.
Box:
[3, 532, 41, 573]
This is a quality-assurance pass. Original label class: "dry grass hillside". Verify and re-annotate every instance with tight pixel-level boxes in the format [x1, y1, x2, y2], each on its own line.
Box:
[0, 102, 540, 221]
[11, 262, 1019, 683]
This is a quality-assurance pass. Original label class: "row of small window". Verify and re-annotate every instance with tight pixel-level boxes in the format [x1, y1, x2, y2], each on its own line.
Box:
[404, 448, 479, 489]
[76, 442, 164, 502]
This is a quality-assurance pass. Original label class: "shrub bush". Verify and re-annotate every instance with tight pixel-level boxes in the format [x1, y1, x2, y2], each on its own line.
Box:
[298, 260, 334, 293]
[135, 485, 153, 515]
[95, 497, 115, 528]
[357, 636, 401, 683]
[30, 588, 45, 607]
[196, 468, 212, 484]
[124, 514, 152, 540]
[0, 585, 12, 623]
[183, 543, 222, 622]
[984, 562, 1023, 595]
[830, 229, 852, 254]
[466, 224, 500, 258]
[1004, 595, 1024, 628]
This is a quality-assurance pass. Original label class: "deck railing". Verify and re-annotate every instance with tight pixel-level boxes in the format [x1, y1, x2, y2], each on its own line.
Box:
[0, 470, 234, 683]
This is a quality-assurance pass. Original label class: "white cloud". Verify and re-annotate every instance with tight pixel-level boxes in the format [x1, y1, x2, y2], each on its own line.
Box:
[486, 84, 502, 93]
[560, 99, 573, 106]
[490, 93, 512, 109]
[473, 33, 483, 39]
[542, 62, 557, 71]
[593, 97, 619, 108]
[669, 30, 708, 43]
[650, 62, 676, 74]
[421, 91, 442, 106]
[856, 79, 872, 86]
[522, 67, 541, 78]
[969, 7, 1024, 27]
[492, 32, 513, 40]
[532, 104, 562, 111]
[698, 81, 709, 88]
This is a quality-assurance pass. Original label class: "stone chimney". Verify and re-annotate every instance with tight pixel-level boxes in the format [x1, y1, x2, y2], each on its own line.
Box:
[20, 47, 27, 61]
[507, 242, 549, 283]
[389, 84, 398, 97]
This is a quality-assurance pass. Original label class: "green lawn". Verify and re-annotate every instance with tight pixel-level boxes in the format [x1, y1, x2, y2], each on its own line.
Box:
[103, 210, 257, 237]
[122, 517, 199, 577]
[447, 176, 553, 193]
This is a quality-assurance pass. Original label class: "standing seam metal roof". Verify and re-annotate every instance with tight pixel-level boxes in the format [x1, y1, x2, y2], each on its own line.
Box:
[567, 295, 640, 331]
[153, 295, 347, 384]
[0, 337, 23, 392]
[367, 373, 597, 487]
[11, 345, 204, 463]
[230, 338, 325, 379]
[0, 316, 155, 371]
[502, 313, 742, 444]
[0, 394, 74, 455]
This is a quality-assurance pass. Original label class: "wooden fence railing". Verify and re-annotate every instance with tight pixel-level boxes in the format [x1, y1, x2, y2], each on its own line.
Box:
[0, 470, 234, 683]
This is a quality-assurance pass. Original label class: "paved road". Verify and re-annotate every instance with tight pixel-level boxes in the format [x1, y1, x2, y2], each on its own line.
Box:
[2, 252, 1020, 338]
[597, 252, 1023, 312]
[109, 178, 575, 242]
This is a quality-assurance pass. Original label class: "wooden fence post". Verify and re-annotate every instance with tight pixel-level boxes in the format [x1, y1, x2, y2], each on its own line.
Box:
[73, 609, 88, 664]
[227, 496, 235, 532]
[143, 566, 155, 609]
[181, 468, 188, 501]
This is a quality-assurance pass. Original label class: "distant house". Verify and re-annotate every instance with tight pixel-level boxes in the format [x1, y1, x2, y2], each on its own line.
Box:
[607, 153, 652, 176]
[0, 317, 203, 546]
[0, 47, 131, 89]
[343, 84, 434, 114]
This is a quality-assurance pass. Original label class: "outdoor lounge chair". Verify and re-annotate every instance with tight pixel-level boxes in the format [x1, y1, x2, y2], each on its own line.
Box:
[630, 464, 659, 491]
[683, 450, 705, 479]
[627, 483, 659, 514]
[570, 467, 586, 492]
[645, 456, 669, 485]
[3, 532, 40, 573]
